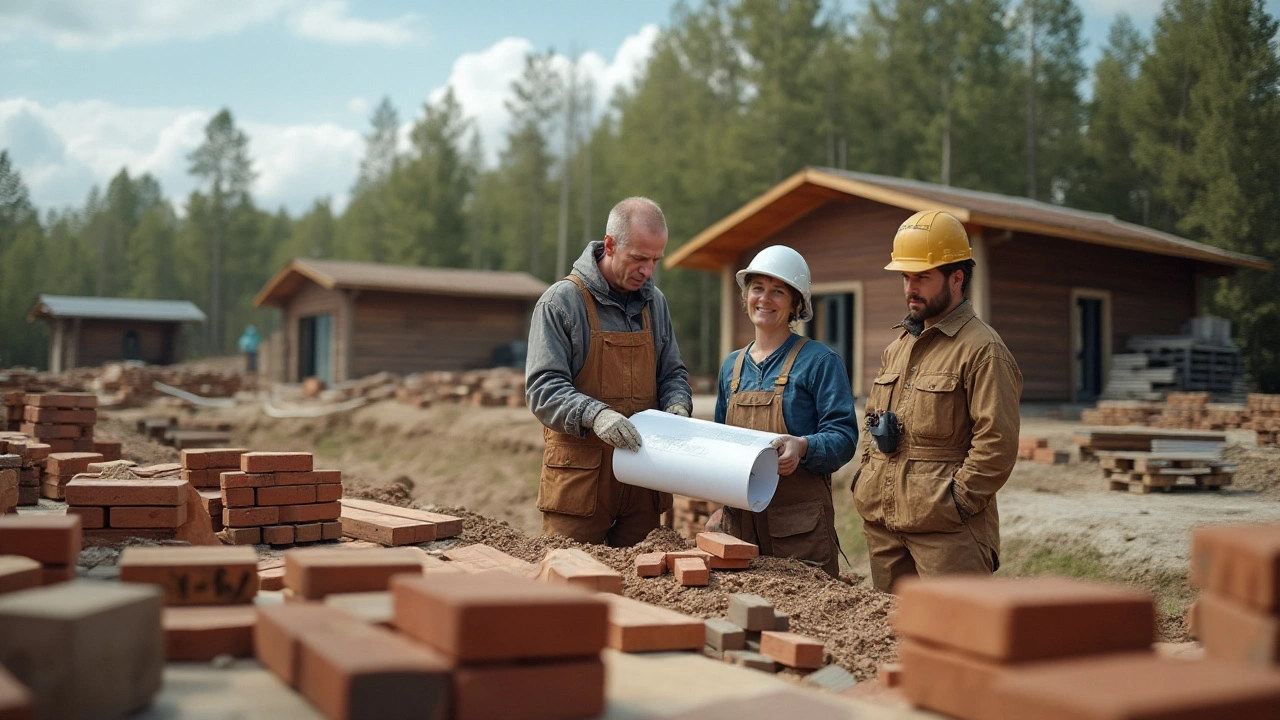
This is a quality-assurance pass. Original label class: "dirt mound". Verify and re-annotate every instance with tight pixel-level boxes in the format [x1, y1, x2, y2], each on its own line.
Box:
[1223, 443, 1280, 498]
[429, 506, 898, 680]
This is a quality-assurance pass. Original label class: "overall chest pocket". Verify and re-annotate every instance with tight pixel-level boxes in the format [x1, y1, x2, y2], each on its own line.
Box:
[911, 374, 963, 438]
[867, 372, 900, 414]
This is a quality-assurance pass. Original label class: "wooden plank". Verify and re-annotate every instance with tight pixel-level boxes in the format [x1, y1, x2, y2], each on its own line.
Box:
[338, 505, 434, 546]
[337, 498, 460, 538]
[603, 594, 705, 653]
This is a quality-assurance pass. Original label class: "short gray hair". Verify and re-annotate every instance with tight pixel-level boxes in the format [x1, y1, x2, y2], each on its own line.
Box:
[605, 197, 666, 248]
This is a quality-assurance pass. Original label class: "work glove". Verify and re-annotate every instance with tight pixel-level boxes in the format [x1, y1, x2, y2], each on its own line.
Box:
[664, 402, 691, 417]
[593, 408, 642, 452]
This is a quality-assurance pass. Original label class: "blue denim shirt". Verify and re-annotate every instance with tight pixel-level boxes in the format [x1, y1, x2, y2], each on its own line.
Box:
[715, 333, 859, 476]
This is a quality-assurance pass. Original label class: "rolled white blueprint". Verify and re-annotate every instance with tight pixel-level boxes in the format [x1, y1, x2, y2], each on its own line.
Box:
[612, 409, 781, 512]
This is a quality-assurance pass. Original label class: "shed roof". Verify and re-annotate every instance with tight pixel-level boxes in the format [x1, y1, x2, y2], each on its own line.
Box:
[254, 258, 550, 307]
[666, 167, 1272, 274]
[28, 295, 206, 323]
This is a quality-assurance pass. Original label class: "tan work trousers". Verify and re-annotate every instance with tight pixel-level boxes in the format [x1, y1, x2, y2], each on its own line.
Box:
[862, 517, 997, 593]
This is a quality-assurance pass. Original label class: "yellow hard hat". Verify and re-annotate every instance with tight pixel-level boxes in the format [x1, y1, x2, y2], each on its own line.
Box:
[884, 210, 972, 272]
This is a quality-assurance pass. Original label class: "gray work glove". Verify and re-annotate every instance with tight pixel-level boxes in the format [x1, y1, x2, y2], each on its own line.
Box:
[664, 402, 691, 417]
[593, 408, 642, 452]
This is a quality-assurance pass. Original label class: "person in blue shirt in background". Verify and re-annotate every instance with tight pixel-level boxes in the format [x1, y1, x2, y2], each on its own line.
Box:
[710, 246, 858, 578]
[238, 325, 261, 374]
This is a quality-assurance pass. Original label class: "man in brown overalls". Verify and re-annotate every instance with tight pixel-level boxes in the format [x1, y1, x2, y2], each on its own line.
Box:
[526, 197, 692, 546]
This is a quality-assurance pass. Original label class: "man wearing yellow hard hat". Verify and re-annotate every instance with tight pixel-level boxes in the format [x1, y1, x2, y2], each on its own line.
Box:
[850, 210, 1023, 593]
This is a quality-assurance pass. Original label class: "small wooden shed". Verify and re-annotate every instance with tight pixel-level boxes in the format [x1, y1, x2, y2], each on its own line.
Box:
[254, 259, 549, 383]
[28, 295, 206, 372]
[667, 167, 1272, 402]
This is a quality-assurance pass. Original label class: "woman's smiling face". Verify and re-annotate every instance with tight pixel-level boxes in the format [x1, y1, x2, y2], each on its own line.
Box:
[745, 274, 796, 331]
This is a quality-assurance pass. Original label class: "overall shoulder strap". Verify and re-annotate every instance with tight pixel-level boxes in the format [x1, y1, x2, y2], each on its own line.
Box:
[566, 275, 600, 332]
[729, 344, 752, 393]
[773, 337, 808, 396]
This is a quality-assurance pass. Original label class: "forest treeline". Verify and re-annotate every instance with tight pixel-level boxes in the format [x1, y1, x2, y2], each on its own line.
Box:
[1, 0, 1277, 388]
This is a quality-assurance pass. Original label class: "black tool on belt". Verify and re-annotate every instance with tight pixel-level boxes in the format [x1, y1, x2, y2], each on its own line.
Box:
[865, 410, 903, 454]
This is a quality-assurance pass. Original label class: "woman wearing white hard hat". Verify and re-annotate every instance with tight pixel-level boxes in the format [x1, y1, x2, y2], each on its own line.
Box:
[709, 245, 858, 578]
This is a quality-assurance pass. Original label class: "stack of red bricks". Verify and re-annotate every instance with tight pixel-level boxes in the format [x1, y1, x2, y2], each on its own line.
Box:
[702, 592, 823, 675]
[119, 545, 260, 661]
[20, 392, 96, 453]
[1016, 437, 1068, 464]
[41, 451, 104, 501]
[0, 514, 81, 585]
[0, 434, 48, 506]
[635, 532, 756, 587]
[181, 447, 246, 533]
[1, 392, 22, 432]
[0, 454, 16, 514]
[64, 472, 189, 540]
[894, 575, 1280, 719]
[1190, 522, 1280, 671]
[667, 495, 714, 539]
[1245, 393, 1280, 447]
[219, 451, 343, 547]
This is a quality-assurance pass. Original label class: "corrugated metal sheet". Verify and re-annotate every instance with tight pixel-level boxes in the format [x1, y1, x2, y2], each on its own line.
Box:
[30, 295, 206, 322]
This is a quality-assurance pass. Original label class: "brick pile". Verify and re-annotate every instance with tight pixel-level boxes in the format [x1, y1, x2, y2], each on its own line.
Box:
[1081, 393, 1280, 447]
[0, 455, 16, 514]
[1016, 437, 1068, 464]
[1244, 393, 1280, 447]
[1190, 522, 1280, 671]
[0, 514, 81, 585]
[218, 451, 343, 547]
[635, 532, 756, 587]
[701, 592, 825, 674]
[667, 495, 714, 539]
[63, 473, 190, 540]
[119, 545, 260, 661]
[41, 451, 104, 500]
[0, 434, 49, 506]
[1079, 400, 1162, 426]
[393, 368, 525, 409]
[1, 392, 22, 432]
[19, 392, 97, 453]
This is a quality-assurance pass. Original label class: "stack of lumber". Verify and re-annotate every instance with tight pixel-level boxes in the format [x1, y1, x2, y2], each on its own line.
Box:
[636, 532, 756, 587]
[893, 575, 1280, 718]
[119, 545, 260, 661]
[0, 514, 81, 585]
[701, 592, 826, 674]
[20, 392, 96, 453]
[1073, 426, 1227, 460]
[1244, 393, 1280, 447]
[668, 495, 714, 539]
[1190, 523, 1280, 671]
[1079, 400, 1162, 426]
[0, 434, 49, 506]
[393, 368, 526, 409]
[337, 498, 462, 546]
[1098, 451, 1235, 493]
[217, 452, 343, 547]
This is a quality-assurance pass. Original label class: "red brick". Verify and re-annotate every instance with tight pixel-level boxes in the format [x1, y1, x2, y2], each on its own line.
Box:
[635, 552, 666, 577]
[293, 523, 322, 543]
[20, 423, 80, 439]
[254, 604, 363, 687]
[298, 622, 449, 720]
[258, 559, 285, 590]
[1192, 523, 1280, 612]
[320, 521, 343, 540]
[44, 452, 103, 476]
[241, 452, 312, 473]
[279, 501, 340, 524]
[119, 546, 258, 606]
[696, 532, 760, 559]
[263, 525, 295, 546]
[991, 653, 1280, 720]
[90, 440, 121, 462]
[315, 483, 342, 502]
[40, 564, 76, 585]
[219, 471, 274, 489]
[0, 514, 82, 565]
[1196, 591, 1280, 668]
[66, 506, 104, 530]
[223, 506, 279, 528]
[23, 407, 95, 425]
[0, 664, 33, 719]
[220, 487, 255, 508]
[285, 548, 422, 599]
[38, 481, 64, 501]
[538, 548, 623, 594]
[64, 478, 186, 507]
[893, 576, 1154, 662]
[604, 593, 706, 652]
[0, 555, 41, 595]
[163, 605, 256, 661]
[760, 630, 825, 669]
[313, 469, 342, 484]
[900, 638, 1010, 720]
[23, 393, 81, 408]
[664, 548, 744, 570]
[180, 449, 208, 470]
[673, 556, 708, 586]
[1031, 448, 1069, 464]
[256, 485, 316, 506]
[203, 448, 247, 469]
[22, 443, 49, 461]
[219, 527, 261, 545]
[273, 471, 316, 486]
[453, 657, 604, 720]
[392, 572, 609, 661]
[110, 504, 187, 529]
[180, 468, 212, 487]
[197, 489, 222, 517]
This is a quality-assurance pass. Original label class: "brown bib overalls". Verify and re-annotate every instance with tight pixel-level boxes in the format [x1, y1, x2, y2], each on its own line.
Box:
[537, 275, 672, 547]
[723, 338, 841, 578]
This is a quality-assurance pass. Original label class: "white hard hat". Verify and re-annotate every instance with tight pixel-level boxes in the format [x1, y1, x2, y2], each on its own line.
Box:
[735, 245, 813, 322]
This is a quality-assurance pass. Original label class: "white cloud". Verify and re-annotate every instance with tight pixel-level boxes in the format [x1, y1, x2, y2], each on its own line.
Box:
[287, 1, 416, 47]
[429, 25, 660, 167]
[0, 98, 361, 215]
[0, 0, 416, 50]
[346, 96, 370, 118]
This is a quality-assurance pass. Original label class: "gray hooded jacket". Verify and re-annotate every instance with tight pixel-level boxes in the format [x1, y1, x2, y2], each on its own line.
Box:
[525, 241, 692, 438]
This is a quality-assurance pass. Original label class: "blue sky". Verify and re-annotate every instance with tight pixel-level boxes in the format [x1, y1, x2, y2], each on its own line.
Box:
[1, 0, 1275, 216]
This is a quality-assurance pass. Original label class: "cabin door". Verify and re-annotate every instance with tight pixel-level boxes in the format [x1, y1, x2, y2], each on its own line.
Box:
[298, 313, 333, 384]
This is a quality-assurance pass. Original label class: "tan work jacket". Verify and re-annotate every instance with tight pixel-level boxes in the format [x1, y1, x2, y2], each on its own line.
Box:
[852, 301, 1022, 551]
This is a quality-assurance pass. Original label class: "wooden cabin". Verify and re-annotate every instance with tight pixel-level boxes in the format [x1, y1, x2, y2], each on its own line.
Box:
[254, 259, 548, 383]
[667, 168, 1272, 402]
[27, 295, 206, 372]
